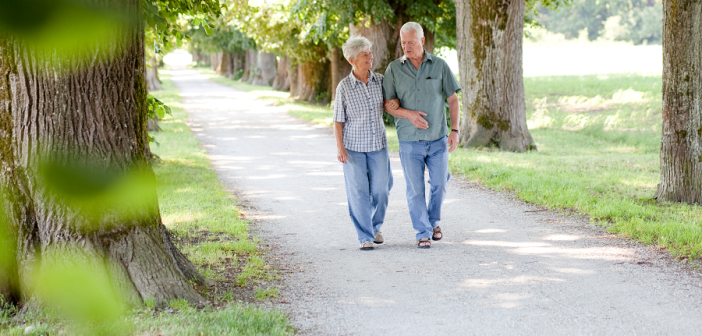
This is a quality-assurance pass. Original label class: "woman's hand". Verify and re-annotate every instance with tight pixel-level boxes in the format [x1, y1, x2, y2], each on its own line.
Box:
[384, 99, 400, 111]
[337, 147, 349, 164]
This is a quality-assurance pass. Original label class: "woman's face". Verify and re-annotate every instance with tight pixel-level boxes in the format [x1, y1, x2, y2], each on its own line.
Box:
[351, 49, 373, 72]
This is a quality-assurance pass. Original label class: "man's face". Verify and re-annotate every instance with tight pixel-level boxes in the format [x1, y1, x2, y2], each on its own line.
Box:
[401, 29, 425, 59]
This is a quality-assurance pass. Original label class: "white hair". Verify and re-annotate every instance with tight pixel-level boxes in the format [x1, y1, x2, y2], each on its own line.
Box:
[342, 36, 372, 62]
[401, 22, 424, 38]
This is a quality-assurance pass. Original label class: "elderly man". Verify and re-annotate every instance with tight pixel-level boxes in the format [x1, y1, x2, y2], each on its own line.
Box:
[383, 22, 461, 249]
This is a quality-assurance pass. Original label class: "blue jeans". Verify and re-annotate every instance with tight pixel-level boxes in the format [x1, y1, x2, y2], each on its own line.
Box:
[399, 136, 450, 240]
[342, 148, 393, 243]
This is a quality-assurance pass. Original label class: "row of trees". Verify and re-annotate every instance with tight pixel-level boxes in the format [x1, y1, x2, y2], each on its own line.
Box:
[191, 0, 702, 203]
[0, 0, 700, 315]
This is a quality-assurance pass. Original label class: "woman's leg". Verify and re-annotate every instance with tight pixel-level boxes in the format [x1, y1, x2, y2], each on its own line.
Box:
[367, 148, 393, 233]
[342, 150, 375, 243]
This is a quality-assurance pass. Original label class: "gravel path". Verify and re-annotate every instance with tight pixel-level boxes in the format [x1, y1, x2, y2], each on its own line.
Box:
[171, 67, 702, 335]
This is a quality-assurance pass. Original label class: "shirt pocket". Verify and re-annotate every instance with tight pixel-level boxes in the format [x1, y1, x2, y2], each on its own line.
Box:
[426, 78, 443, 96]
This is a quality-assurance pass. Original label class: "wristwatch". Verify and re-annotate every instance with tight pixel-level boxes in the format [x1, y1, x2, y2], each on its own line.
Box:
[451, 129, 460, 134]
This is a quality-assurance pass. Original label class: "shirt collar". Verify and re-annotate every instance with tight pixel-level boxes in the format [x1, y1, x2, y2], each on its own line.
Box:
[400, 50, 432, 65]
[349, 69, 378, 87]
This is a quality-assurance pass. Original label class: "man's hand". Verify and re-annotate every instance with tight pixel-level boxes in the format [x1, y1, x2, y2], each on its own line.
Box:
[337, 147, 349, 164]
[447, 131, 459, 152]
[410, 111, 429, 129]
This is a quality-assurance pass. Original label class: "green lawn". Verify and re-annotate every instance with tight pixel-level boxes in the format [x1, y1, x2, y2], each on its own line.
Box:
[200, 68, 702, 261]
[1, 70, 293, 336]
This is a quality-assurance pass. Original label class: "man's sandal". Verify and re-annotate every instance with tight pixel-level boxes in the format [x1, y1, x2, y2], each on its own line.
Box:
[417, 238, 431, 249]
[360, 241, 374, 250]
[432, 227, 443, 241]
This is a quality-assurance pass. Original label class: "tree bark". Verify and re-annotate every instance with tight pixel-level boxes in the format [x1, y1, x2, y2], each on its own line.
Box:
[272, 56, 290, 91]
[240, 50, 252, 82]
[456, 0, 536, 152]
[209, 51, 222, 72]
[146, 54, 161, 91]
[423, 26, 435, 55]
[330, 48, 341, 102]
[288, 63, 299, 97]
[350, 19, 398, 74]
[0, 0, 207, 307]
[656, 0, 702, 203]
[216, 52, 232, 77]
[251, 52, 276, 86]
[246, 49, 259, 84]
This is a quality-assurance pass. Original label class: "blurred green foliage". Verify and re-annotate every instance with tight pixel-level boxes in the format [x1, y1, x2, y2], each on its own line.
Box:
[31, 250, 130, 335]
[537, 0, 662, 44]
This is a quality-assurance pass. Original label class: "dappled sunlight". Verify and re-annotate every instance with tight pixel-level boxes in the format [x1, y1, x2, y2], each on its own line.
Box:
[489, 293, 534, 309]
[542, 234, 580, 241]
[475, 229, 508, 233]
[246, 174, 290, 180]
[463, 240, 634, 261]
[247, 214, 287, 220]
[311, 187, 337, 191]
[464, 240, 552, 248]
[510, 246, 633, 261]
[550, 268, 596, 275]
[306, 172, 344, 176]
[339, 297, 396, 307]
[460, 275, 566, 289]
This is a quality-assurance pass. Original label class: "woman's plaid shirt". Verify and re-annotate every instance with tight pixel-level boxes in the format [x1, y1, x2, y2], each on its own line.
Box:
[332, 70, 388, 152]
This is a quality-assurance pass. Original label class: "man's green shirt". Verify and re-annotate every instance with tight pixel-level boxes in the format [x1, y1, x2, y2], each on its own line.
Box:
[382, 52, 461, 142]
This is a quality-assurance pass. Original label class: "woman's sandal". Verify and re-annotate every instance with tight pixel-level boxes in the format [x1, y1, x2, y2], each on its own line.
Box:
[432, 226, 443, 241]
[417, 238, 431, 249]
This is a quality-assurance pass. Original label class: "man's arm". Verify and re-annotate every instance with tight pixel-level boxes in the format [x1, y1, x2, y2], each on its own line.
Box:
[446, 93, 460, 152]
[383, 99, 429, 129]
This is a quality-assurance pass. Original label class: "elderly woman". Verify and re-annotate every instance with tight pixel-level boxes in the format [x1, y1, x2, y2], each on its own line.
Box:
[333, 36, 393, 251]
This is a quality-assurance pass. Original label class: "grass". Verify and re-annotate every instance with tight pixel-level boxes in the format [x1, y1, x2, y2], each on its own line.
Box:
[0, 70, 292, 335]
[198, 68, 702, 261]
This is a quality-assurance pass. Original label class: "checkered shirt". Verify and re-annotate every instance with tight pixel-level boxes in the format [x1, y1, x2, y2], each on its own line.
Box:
[332, 70, 387, 152]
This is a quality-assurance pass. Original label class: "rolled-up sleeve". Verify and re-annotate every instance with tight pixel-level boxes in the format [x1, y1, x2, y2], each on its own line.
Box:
[442, 63, 461, 98]
[333, 83, 346, 122]
[382, 65, 397, 101]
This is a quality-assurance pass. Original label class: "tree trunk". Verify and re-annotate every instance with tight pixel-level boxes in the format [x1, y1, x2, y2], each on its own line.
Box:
[146, 54, 162, 91]
[246, 49, 259, 84]
[423, 26, 435, 55]
[456, 0, 536, 152]
[331, 47, 341, 102]
[251, 52, 276, 86]
[240, 50, 252, 82]
[209, 52, 222, 72]
[272, 56, 290, 91]
[216, 52, 232, 77]
[288, 63, 299, 97]
[656, 0, 702, 203]
[0, 1, 207, 307]
[350, 19, 398, 74]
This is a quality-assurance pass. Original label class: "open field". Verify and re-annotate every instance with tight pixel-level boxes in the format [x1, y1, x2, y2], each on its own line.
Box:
[200, 67, 702, 262]
[1, 70, 293, 336]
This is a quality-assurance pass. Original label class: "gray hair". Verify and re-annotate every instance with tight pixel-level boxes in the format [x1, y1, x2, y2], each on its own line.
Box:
[401, 22, 424, 39]
[342, 36, 372, 62]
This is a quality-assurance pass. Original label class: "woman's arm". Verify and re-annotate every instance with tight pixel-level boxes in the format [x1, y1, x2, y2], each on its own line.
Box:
[383, 99, 429, 129]
[334, 122, 348, 163]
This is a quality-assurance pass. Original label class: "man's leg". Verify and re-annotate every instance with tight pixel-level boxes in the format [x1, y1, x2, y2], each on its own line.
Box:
[399, 141, 433, 241]
[368, 148, 393, 233]
[426, 136, 450, 228]
[342, 150, 375, 244]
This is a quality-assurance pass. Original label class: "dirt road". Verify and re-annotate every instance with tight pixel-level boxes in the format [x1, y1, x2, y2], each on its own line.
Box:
[171, 67, 702, 335]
